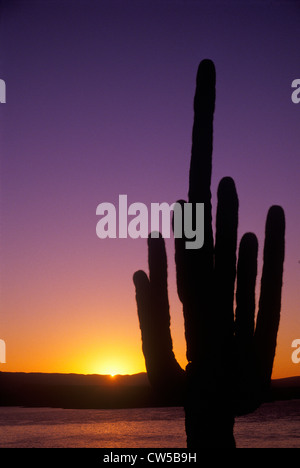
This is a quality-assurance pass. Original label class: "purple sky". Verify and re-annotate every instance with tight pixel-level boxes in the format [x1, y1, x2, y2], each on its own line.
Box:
[0, 0, 299, 377]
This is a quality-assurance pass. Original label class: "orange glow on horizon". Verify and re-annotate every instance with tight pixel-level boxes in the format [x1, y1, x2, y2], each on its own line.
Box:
[1, 252, 298, 381]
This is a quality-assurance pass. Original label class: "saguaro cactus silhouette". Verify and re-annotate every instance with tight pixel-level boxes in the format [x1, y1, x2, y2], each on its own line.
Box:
[133, 59, 285, 448]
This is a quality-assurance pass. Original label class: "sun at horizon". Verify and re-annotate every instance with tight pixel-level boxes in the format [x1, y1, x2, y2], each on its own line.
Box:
[87, 355, 145, 377]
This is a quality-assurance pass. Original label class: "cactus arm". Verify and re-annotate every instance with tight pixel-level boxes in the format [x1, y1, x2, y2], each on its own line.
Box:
[133, 234, 184, 392]
[188, 59, 215, 205]
[235, 233, 258, 348]
[234, 232, 259, 414]
[254, 205, 285, 392]
[180, 59, 216, 364]
[214, 176, 239, 360]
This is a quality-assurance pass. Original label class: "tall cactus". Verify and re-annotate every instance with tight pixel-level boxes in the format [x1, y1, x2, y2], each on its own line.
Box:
[133, 59, 285, 448]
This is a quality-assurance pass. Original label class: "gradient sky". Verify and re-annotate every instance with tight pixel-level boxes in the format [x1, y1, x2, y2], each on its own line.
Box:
[0, 0, 299, 379]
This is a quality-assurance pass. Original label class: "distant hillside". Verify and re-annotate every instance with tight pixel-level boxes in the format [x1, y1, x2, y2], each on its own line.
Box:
[0, 371, 150, 388]
[271, 376, 300, 401]
[0, 371, 169, 409]
[0, 371, 299, 409]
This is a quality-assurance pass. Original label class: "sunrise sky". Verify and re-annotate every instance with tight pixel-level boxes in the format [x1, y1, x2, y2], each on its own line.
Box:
[0, 0, 299, 379]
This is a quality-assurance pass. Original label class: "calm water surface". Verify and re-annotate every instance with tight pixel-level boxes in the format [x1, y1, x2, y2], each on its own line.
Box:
[0, 400, 299, 448]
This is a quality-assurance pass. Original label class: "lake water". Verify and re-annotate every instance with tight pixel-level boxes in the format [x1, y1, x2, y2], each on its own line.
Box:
[0, 400, 299, 448]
